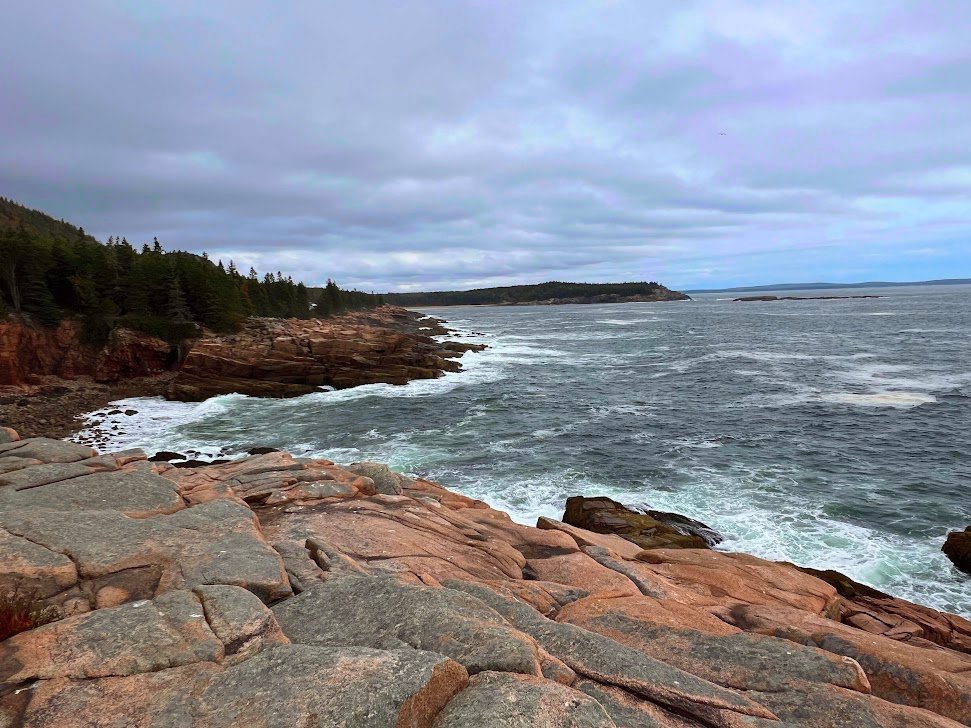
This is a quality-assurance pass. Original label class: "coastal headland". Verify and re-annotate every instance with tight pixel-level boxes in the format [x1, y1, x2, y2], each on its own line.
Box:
[1, 428, 970, 726]
[0, 306, 483, 440]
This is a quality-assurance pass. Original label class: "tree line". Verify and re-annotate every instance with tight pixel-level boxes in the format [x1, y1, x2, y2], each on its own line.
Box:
[383, 280, 674, 307]
[0, 197, 383, 343]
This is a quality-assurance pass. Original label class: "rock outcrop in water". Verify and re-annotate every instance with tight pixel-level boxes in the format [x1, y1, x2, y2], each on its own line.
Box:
[944, 527, 971, 575]
[2, 431, 971, 726]
[167, 306, 484, 401]
[563, 495, 724, 550]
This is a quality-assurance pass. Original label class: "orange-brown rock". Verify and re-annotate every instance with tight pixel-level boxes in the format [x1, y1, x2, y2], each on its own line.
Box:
[0, 316, 175, 387]
[724, 602, 971, 724]
[167, 306, 484, 401]
[801, 566, 971, 654]
[4, 430, 971, 728]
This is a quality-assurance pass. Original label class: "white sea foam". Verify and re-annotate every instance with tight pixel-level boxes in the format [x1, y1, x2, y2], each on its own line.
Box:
[819, 392, 937, 407]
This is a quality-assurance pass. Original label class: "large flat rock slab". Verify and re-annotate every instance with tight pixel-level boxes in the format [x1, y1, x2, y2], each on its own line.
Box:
[557, 595, 870, 694]
[0, 590, 222, 682]
[274, 574, 541, 676]
[0, 499, 291, 606]
[6, 645, 469, 728]
[0, 438, 97, 464]
[0, 469, 184, 517]
[260, 494, 526, 583]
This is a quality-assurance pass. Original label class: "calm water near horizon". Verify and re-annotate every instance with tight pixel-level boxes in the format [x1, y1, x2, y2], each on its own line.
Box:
[76, 284, 971, 616]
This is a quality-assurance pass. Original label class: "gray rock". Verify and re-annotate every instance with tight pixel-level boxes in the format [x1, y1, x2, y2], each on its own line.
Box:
[347, 461, 409, 495]
[0, 499, 291, 603]
[0, 438, 97, 464]
[0, 459, 115, 491]
[747, 681, 966, 728]
[0, 526, 78, 600]
[192, 644, 468, 728]
[274, 574, 541, 676]
[574, 680, 700, 727]
[0, 469, 185, 517]
[564, 610, 868, 693]
[193, 584, 288, 662]
[433, 671, 616, 727]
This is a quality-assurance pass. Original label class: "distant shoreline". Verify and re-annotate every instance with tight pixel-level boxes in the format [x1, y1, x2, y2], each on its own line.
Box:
[686, 278, 971, 294]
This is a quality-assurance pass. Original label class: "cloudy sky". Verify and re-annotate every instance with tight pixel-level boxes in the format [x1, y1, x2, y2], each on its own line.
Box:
[2, 1, 969, 291]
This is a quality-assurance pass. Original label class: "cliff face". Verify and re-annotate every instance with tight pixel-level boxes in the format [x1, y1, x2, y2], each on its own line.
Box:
[167, 306, 484, 402]
[1, 432, 969, 727]
[0, 317, 174, 387]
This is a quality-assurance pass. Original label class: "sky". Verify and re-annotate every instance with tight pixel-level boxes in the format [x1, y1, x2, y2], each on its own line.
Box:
[1, 1, 969, 292]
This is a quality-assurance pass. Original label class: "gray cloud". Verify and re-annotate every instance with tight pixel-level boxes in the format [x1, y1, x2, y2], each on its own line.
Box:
[2, 0, 970, 290]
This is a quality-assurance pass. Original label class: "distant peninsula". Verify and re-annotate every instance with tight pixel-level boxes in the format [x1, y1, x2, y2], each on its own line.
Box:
[686, 278, 971, 294]
[383, 281, 690, 307]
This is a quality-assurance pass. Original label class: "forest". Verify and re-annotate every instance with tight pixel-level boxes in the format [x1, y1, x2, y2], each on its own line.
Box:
[0, 197, 382, 343]
[383, 280, 679, 307]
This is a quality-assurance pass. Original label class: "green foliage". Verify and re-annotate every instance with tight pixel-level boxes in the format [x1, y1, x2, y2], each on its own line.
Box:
[383, 281, 672, 307]
[0, 197, 382, 341]
[310, 279, 384, 318]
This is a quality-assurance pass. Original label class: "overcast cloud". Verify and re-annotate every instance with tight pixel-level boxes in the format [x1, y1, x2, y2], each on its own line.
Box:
[1, 1, 969, 290]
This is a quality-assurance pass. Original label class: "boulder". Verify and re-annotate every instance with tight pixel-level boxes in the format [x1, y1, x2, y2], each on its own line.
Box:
[347, 461, 409, 495]
[943, 527, 971, 574]
[562, 496, 721, 550]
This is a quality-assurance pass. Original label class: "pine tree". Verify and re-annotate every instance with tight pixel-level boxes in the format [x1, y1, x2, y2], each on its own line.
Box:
[165, 275, 191, 321]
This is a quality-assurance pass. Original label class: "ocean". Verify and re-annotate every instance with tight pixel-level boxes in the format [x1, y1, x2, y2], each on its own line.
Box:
[74, 284, 971, 616]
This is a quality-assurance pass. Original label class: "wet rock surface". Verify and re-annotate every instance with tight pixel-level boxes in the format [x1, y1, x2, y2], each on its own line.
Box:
[563, 495, 724, 549]
[944, 527, 971, 575]
[2, 430, 970, 727]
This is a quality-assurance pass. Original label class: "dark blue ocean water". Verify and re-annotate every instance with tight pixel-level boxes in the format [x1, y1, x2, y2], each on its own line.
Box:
[77, 284, 971, 615]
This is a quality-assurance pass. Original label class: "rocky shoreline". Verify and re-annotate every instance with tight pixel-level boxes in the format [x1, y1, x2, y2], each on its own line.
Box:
[0, 306, 482, 440]
[1, 429, 970, 726]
